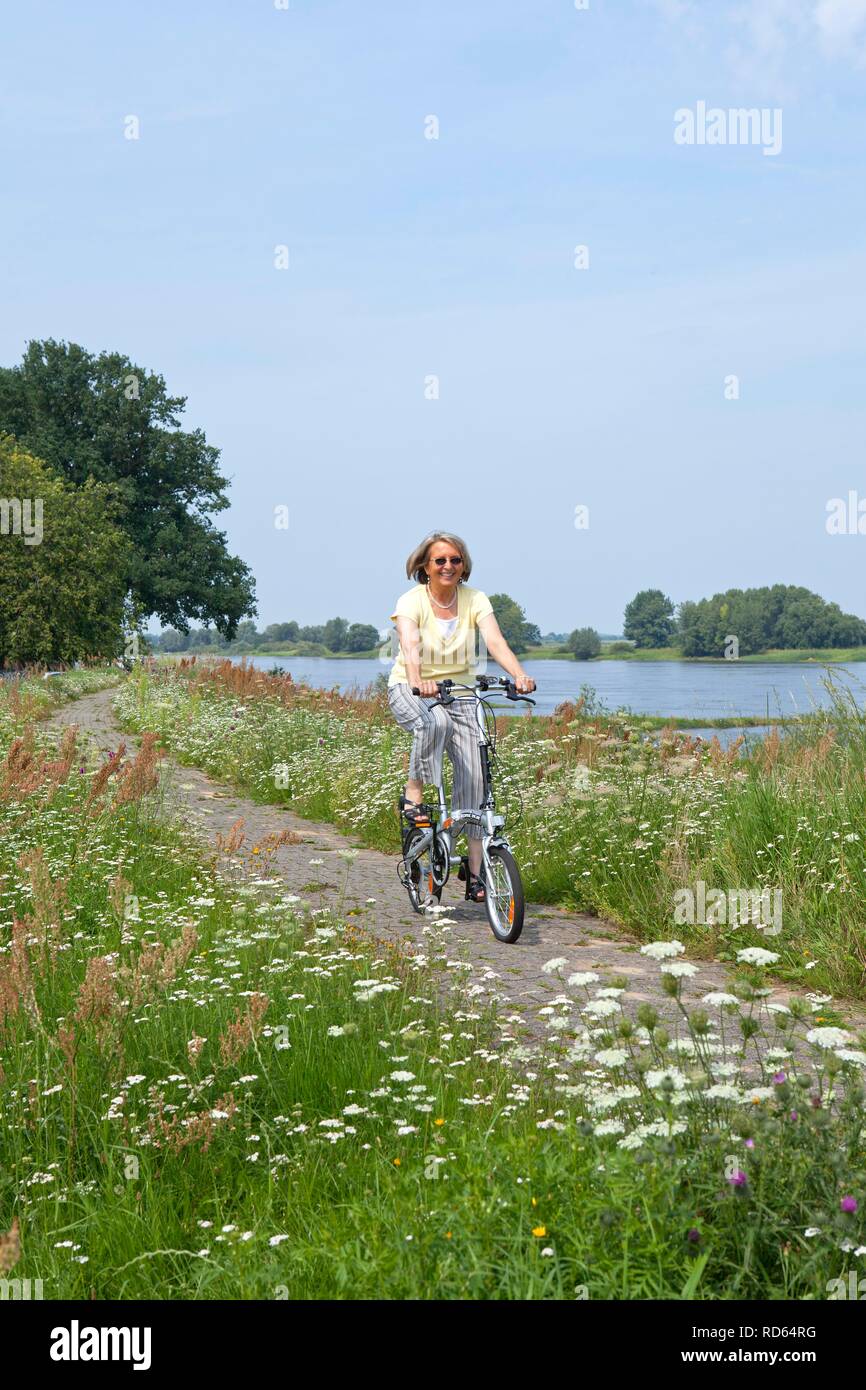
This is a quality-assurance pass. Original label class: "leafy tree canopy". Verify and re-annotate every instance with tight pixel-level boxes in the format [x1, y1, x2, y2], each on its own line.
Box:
[344, 622, 380, 652]
[623, 589, 676, 648]
[323, 617, 349, 651]
[487, 593, 538, 654]
[0, 339, 255, 637]
[262, 622, 299, 643]
[0, 435, 131, 665]
[567, 626, 601, 660]
[678, 585, 866, 656]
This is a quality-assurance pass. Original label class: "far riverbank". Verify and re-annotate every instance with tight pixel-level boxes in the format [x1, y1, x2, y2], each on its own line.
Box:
[223, 642, 866, 665]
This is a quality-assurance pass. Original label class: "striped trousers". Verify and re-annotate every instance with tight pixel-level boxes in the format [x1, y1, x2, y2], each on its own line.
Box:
[387, 683, 485, 839]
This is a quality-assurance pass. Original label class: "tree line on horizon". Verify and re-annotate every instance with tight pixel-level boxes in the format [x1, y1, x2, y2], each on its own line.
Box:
[620, 586, 866, 656]
[151, 595, 544, 656]
[2, 341, 864, 668]
[161, 582, 866, 663]
[151, 617, 381, 655]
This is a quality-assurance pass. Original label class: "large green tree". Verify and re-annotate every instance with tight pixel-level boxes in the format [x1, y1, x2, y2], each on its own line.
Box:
[567, 626, 601, 660]
[262, 622, 299, 644]
[0, 435, 131, 664]
[0, 339, 255, 637]
[230, 621, 260, 648]
[487, 593, 538, 654]
[323, 616, 349, 652]
[623, 589, 676, 648]
[344, 622, 380, 652]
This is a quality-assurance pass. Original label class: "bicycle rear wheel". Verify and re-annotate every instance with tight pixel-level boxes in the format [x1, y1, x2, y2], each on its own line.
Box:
[402, 827, 442, 914]
[483, 844, 524, 943]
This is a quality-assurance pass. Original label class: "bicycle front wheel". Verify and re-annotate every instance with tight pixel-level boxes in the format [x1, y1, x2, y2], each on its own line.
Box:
[483, 844, 524, 943]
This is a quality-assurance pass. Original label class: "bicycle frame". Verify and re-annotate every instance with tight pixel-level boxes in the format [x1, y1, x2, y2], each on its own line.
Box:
[401, 681, 514, 888]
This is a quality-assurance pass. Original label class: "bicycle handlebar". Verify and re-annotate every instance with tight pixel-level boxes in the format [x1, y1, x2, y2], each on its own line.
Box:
[411, 677, 536, 707]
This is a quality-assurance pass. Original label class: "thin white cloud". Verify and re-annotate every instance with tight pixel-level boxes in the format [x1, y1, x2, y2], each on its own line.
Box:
[653, 0, 866, 75]
[722, 1, 811, 95]
[814, 0, 866, 52]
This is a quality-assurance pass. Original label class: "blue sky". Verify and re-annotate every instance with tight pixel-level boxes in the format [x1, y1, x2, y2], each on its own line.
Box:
[3, 0, 866, 634]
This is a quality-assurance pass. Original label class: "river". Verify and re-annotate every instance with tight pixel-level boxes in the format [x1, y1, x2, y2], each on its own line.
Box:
[236, 654, 866, 743]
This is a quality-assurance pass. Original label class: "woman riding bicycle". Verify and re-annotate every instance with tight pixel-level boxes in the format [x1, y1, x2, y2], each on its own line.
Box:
[388, 531, 536, 903]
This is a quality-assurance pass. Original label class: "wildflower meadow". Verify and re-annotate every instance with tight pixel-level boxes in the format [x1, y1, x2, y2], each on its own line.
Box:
[119, 661, 866, 1000]
[2, 664, 865, 1304]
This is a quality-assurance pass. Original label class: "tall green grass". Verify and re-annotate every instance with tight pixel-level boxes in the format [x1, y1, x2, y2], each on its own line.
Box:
[116, 665, 866, 1001]
[2, 670, 866, 1299]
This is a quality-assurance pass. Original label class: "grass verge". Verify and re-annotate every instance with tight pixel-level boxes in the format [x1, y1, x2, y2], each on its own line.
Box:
[3, 688, 866, 1298]
[114, 662, 866, 1002]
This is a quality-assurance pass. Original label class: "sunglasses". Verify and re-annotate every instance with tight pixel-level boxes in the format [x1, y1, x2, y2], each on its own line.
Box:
[431, 556, 463, 566]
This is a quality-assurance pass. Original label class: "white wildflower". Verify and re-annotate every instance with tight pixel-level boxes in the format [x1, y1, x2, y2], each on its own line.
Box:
[806, 1027, 854, 1049]
[735, 947, 780, 967]
[646, 1068, 687, 1091]
[541, 957, 569, 975]
[594, 1049, 629, 1068]
[582, 999, 621, 1018]
[592, 1119, 625, 1136]
[660, 961, 698, 978]
[640, 941, 685, 961]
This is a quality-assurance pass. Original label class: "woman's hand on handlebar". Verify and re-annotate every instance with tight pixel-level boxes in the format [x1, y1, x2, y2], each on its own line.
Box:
[514, 673, 536, 694]
[417, 678, 440, 697]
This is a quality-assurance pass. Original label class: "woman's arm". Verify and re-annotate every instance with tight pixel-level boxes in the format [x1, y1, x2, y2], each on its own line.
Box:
[478, 614, 536, 693]
[395, 615, 438, 695]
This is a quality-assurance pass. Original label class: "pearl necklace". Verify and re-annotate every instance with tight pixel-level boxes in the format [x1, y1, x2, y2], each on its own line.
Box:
[429, 587, 458, 611]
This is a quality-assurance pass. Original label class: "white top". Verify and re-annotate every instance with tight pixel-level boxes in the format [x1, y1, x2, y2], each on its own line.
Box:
[436, 616, 458, 638]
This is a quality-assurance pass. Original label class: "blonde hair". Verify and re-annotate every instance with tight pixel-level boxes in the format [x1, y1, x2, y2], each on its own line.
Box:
[405, 531, 472, 585]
